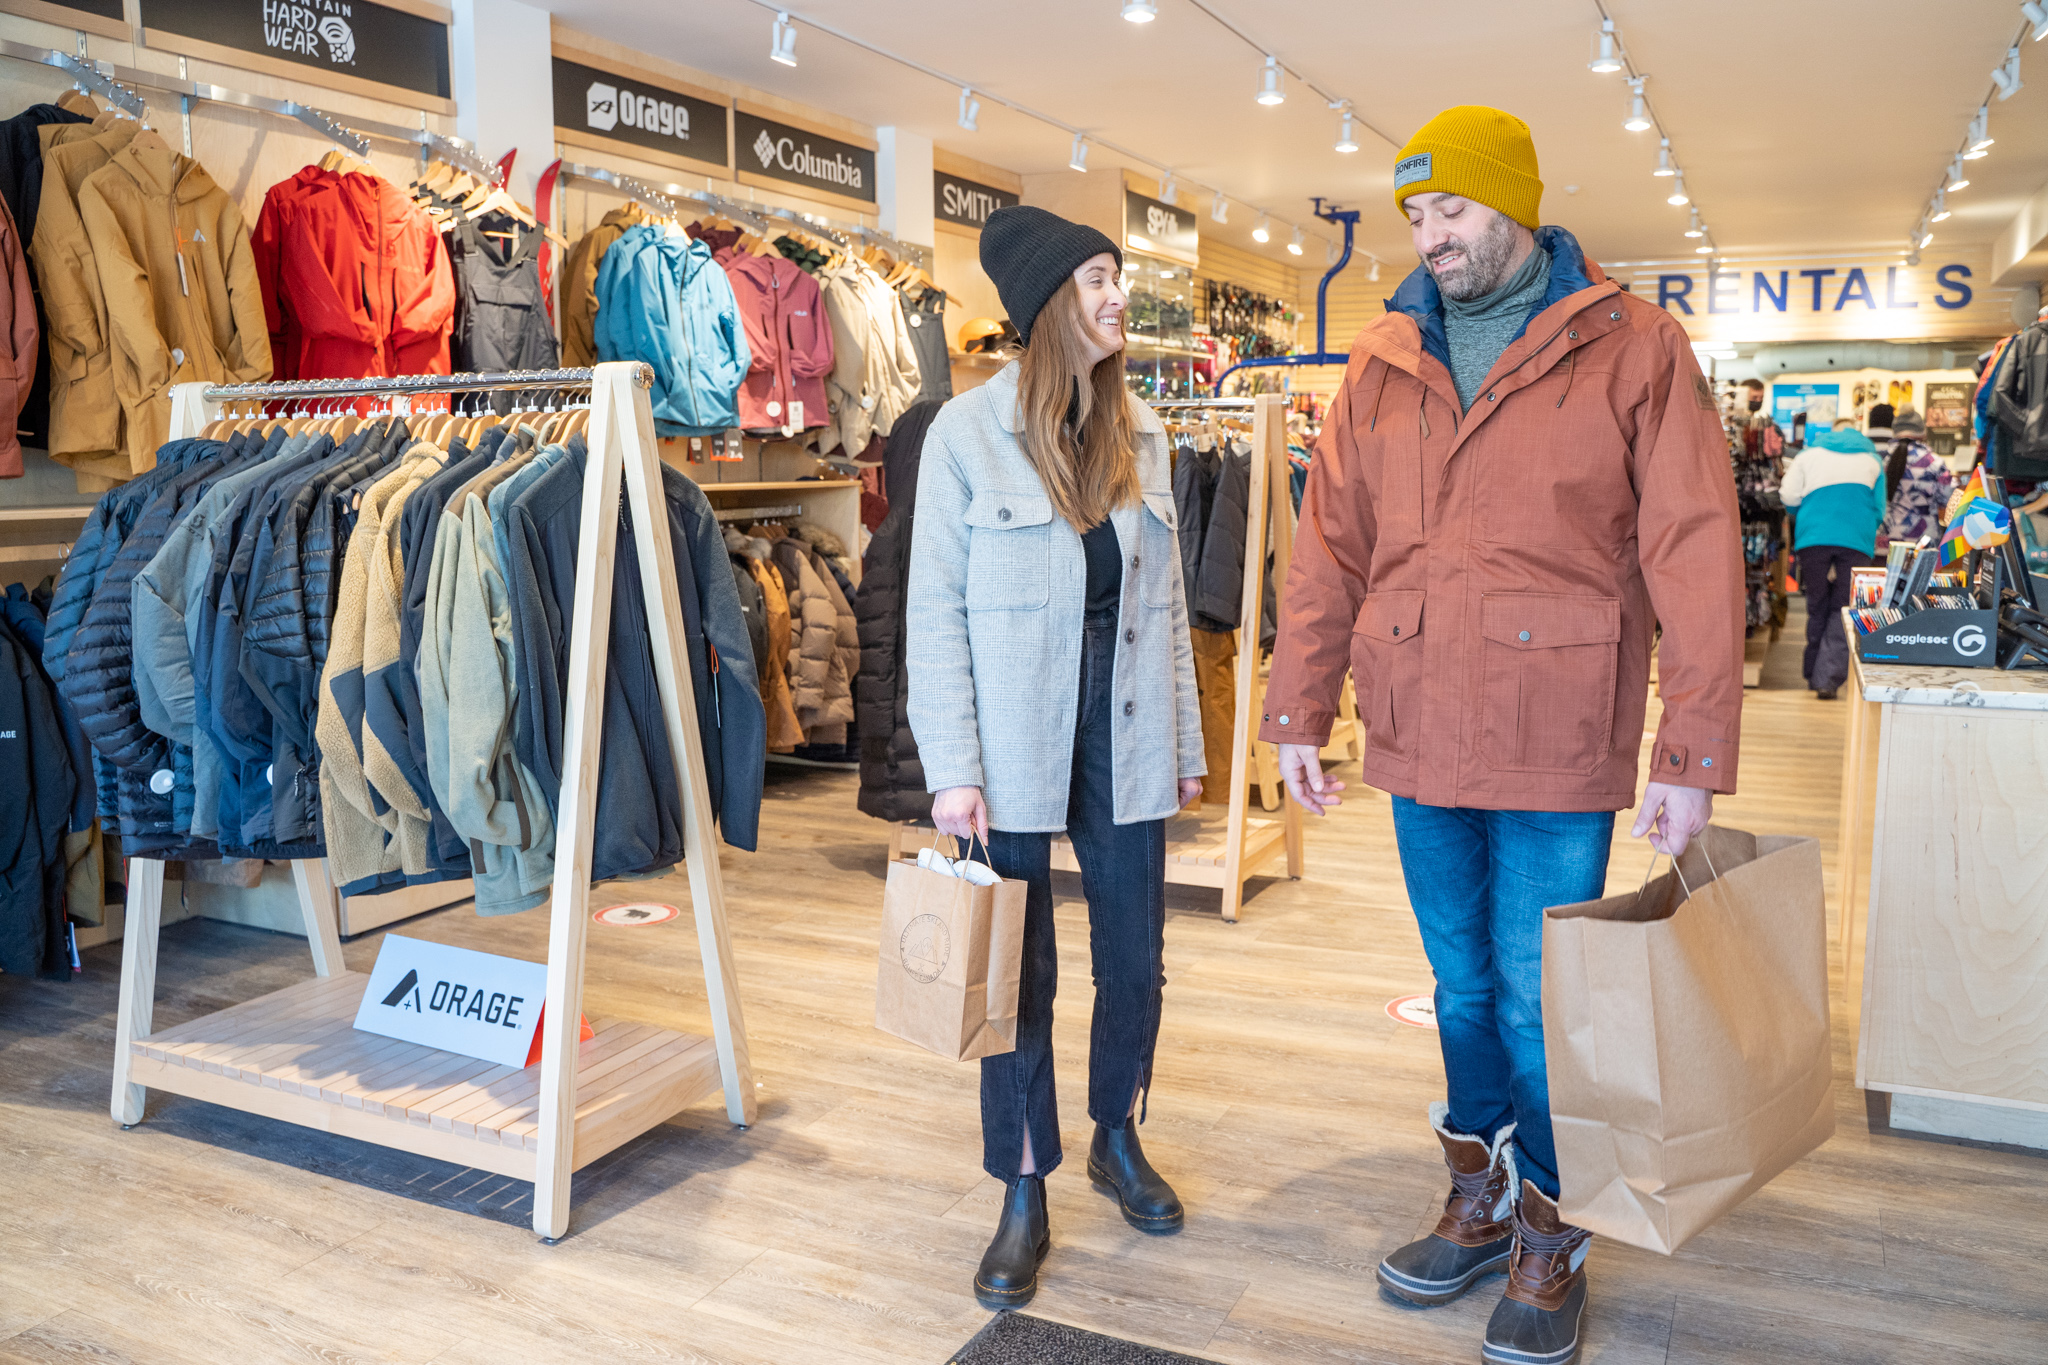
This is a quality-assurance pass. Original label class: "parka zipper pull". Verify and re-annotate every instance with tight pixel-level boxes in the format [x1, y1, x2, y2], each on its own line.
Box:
[177, 250, 189, 297]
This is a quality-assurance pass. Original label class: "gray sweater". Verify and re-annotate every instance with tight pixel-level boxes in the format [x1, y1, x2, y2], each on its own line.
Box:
[1443, 242, 1551, 411]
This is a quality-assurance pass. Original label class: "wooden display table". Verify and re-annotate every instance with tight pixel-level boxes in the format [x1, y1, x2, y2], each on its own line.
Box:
[1839, 636, 2048, 1151]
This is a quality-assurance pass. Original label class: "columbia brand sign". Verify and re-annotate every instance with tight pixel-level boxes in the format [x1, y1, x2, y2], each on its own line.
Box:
[551, 57, 729, 169]
[1123, 188, 1200, 264]
[934, 171, 1017, 229]
[352, 933, 549, 1068]
[734, 110, 876, 202]
[139, 0, 450, 97]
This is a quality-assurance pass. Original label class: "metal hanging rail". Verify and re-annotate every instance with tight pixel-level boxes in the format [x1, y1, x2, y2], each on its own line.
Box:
[1213, 197, 1364, 396]
[0, 39, 496, 177]
[200, 365, 653, 405]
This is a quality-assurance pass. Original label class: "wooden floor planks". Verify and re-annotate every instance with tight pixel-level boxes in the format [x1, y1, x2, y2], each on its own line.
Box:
[2, 625, 2045, 1363]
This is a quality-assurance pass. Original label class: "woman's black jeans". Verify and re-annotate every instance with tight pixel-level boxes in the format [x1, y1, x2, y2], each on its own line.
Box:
[980, 611, 1168, 1181]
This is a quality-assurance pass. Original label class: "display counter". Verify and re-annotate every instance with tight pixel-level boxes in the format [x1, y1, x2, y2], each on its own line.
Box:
[1839, 635, 2048, 1151]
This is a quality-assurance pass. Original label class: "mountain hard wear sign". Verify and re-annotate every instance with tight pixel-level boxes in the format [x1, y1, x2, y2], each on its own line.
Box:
[140, 0, 452, 98]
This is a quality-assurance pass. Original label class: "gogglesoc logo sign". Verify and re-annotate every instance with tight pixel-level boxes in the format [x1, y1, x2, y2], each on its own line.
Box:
[1954, 623, 1988, 657]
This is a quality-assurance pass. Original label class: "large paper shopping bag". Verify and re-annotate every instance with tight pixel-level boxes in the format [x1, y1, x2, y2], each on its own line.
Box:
[1543, 825, 1835, 1254]
[874, 844, 1026, 1062]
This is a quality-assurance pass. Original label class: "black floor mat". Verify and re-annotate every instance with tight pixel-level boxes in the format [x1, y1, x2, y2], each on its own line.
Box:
[949, 1314, 1221, 1364]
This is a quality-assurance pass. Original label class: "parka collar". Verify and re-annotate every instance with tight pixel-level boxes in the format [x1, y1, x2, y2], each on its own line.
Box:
[987, 359, 1165, 437]
[1364, 225, 1614, 378]
[109, 131, 220, 204]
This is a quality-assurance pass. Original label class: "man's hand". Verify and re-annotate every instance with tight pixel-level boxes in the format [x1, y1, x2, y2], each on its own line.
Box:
[1178, 777, 1204, 810]
[1278, 743, 1346, 816]
[932, 785, 989, 842]
[1632, 781, 1712, 856]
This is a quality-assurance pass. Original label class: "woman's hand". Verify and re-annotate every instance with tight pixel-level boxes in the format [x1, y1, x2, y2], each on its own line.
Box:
[932, 785, 989, 842]
[1178, 777, 1203, 810]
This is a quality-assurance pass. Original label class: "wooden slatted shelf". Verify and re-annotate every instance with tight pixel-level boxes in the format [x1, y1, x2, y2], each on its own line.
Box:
[126, 972, 721, 1181]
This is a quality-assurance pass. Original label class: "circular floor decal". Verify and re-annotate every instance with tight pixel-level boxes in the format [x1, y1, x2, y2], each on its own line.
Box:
[593, 903, 680, 927]
[1386, 994, 1439, 1030]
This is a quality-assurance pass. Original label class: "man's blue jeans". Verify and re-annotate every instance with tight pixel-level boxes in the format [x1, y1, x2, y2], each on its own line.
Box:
[1389, 796, 1615, 1200]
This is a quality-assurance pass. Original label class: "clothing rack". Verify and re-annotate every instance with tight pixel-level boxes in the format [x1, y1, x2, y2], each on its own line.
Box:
[0, 39, 497, 178]
[889, 393, 1303, 920]
[109, 362, 755, 1242]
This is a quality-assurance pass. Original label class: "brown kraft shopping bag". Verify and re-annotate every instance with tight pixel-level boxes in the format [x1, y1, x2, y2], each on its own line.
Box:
[874, 842, 1026, 1062]
[1542, 824, 1835, 1254]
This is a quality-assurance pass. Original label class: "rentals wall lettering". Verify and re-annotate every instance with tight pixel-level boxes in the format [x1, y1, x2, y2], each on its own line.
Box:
[140, 0, 451, 98]
[551, 55, 730, 170]
[734, 109, 875, 203]
[934, 170, 1016, 229]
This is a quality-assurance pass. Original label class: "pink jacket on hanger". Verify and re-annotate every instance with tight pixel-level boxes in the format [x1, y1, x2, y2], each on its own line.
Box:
[723, 252, 832, 436]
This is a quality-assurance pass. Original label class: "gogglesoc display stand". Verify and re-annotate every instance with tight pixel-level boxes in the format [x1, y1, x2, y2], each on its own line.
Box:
[885, 391, 1305, 921]
[109, 363, 755, 1241]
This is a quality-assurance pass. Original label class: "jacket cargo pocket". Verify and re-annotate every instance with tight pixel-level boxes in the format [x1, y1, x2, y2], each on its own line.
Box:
[964, 490, 1053, 610]
[1478, 593, 1620, 774]
[1351, 590, 1424, 764]
[1139, 491, 1178, 606]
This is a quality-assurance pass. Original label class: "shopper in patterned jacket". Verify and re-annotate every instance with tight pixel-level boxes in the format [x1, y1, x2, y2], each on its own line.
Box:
[1878, 406, 1956, 547]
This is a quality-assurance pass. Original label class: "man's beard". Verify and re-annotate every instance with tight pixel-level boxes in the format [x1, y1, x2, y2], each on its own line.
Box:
[1426, 213, 1523, 301]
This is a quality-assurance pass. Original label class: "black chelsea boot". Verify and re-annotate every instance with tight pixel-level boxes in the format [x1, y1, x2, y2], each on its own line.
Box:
[1087, 1121, 1185, 1234]
[974, 1174, 1050, 1311]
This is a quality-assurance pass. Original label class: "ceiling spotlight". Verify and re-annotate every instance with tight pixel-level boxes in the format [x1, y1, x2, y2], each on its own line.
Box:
[1920, 231, 1935, 249]
[1966, 105, 1993, 155]
[1588, 17, 1623, 73]
[1211, 193, 1228, 224]
[1930, 190, 1950, 223]
[1652, 137, 1674, 176]
[1287, 226, 1304, 256]
[2027, 1, 2048, 42]
[1905, 249, 1922, 266]
[1623, 77, 1652, 131]
[957, 88, 980, 132]
[1991, 46, 2024, 100]
[1334, 101, 1358, 154]
[1121, 0, 1158, 21]
[1158, 171, 1177, 205]
[1251, 215, 1271, 243]
[1368, 258, 1380, 282]
[1666, 172, 1689, 206]
[770, 11, 797, 66]
[1069, 134, 1089, 173]
[1256, 54, 1286, 106]
[1946, 157, 1969, 191]
[1683, 209, 1704, 238]
[1695, 243, 1714, 254]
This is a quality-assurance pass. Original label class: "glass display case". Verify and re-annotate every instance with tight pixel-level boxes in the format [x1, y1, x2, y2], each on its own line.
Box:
[1121, 253, 1200, 401]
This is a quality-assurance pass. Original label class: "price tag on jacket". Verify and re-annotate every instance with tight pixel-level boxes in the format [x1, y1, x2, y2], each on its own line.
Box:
[353, 934, 586, 1068]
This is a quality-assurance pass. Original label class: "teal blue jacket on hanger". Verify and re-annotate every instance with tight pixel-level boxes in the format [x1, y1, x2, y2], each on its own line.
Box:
[593, 225, 752, 438]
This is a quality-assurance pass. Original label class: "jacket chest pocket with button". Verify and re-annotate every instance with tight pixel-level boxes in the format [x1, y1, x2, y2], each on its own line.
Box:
[963, 490, 1052, 610]
[1477, 592, 1621, 774]
[1137, 491, 1178, 607]
[1350, 590, 1424, 764]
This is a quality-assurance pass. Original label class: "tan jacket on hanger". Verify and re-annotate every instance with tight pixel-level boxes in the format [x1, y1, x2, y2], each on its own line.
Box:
[77, 133, 271, 475]
[31, 113, 137, 482]
[559, 202, 648, 368]
[818, 259, 921, 457]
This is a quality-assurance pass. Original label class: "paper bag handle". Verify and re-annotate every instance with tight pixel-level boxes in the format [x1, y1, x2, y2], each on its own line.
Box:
[944, 829, 997, 877]
[1636, 836, 1720, 907]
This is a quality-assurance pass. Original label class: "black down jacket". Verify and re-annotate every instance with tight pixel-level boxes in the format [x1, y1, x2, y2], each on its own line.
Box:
[1177, 438, 1276, 644]
[854, 398, 943, 823]
[0, 617, 76, 978]
[1993, 321, 2048, 479]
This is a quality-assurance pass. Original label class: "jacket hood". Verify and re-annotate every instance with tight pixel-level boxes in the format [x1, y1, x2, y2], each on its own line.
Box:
[112, 133, 221, 203]
[1377, 225, 1605, 372]
[1810, 427, 1880, 456]
[794, 521, 849, 559]
[723, 525, 772, 560]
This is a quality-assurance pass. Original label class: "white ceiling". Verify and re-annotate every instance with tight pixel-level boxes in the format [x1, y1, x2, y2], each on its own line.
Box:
[545, 0, 2048, 279]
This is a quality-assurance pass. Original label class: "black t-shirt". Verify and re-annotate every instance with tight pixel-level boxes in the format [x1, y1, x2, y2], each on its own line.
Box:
[1082, 518, 1122, 618]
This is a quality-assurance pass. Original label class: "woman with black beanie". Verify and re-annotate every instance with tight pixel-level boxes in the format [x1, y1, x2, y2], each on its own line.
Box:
[905, 205, 1207, 1309]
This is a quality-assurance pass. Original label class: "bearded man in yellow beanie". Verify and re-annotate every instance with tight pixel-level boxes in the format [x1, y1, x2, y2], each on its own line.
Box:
[1260, 106, 1746, 1365]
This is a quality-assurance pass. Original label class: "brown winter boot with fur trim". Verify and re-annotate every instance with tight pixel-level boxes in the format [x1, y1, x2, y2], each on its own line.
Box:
[1376, 1102, 1517, 1306]
[1482, 1181, 1592, 1365]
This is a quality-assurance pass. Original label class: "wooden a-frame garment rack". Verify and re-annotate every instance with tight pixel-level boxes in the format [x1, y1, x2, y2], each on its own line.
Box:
[108, 363, 755, 1241]
[889, 392, 1303, 921]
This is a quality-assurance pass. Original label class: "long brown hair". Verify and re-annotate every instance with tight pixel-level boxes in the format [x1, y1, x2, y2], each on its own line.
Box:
[1014, 279, 1139, 532]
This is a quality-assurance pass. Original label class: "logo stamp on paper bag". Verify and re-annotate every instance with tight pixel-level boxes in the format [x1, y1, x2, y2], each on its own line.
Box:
[900, 914, 950, 984]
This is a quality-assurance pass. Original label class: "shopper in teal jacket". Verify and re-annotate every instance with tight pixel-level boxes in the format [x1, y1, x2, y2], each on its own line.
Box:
[594, 226, 751, 437]
[1781, 426, 1887, 698]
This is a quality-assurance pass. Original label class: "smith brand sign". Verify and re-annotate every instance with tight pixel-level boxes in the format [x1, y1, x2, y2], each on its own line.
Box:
[140, 0, 451, 98]
[551, 56, 728, 168]
[934, 170, 1016, 229]
[735, 109, 875, 203]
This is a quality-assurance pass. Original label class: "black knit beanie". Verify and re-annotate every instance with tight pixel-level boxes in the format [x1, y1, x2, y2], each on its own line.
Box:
[979, 206, 1121, 345]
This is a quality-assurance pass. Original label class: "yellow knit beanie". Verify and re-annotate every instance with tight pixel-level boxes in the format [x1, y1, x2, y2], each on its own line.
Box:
[1393, 105, 1543, 231]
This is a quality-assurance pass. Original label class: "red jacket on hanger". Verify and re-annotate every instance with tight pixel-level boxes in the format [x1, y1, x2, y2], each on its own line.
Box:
[252, 167, 454, 381]
[723, 251, 832, 436]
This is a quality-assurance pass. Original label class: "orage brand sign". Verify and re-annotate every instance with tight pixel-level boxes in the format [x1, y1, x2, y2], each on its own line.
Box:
[352, 933, 549, 1068]
[551, 56, 729, 169]
[735, 109, 875, 203]
[140, 0, 450, 98]
[934, 171, 1016, 229]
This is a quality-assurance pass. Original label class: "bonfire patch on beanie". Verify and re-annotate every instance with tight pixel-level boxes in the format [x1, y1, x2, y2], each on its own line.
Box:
[1394, 153, 1433, 189]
